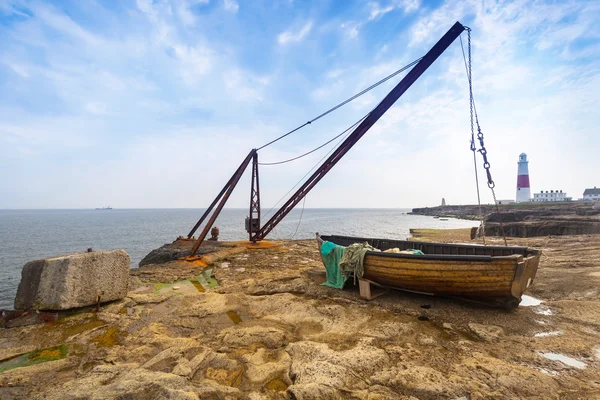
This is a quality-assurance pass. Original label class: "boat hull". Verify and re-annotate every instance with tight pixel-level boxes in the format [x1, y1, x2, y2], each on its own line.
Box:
[320, 234, 541, 308]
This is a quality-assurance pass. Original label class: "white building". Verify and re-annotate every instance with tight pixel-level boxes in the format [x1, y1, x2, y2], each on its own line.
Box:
[532, 190, 572, 202]
[583, 187, 600, 201]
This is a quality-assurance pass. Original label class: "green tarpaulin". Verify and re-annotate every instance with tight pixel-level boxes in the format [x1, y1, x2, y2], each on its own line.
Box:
[320, 241, 347, 289]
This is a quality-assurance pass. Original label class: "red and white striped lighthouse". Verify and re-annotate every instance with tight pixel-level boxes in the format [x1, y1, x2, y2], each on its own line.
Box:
[516, 153, 531, 203]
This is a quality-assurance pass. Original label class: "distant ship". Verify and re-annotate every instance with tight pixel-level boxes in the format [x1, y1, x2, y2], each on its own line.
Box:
[95, 206, 113, 210]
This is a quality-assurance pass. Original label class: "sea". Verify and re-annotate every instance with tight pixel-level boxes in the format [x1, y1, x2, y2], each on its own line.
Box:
[0, 208, 478, 309]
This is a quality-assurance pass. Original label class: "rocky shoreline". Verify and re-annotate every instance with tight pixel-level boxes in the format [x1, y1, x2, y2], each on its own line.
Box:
[411, 202, 600, 237]
[1, 232, 600, 399]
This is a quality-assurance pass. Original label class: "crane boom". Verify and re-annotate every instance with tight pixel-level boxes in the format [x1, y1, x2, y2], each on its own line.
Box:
[252, 21, 466, 241]
[187, 22, 467, 255]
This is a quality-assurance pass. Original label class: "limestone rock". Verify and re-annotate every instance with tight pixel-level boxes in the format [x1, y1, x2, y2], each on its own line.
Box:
[43, 364, 201, 400]
[14, 250, 130, 311]
[240, 348, 292, 384]
[287, 339, 390, 395]
[218, 325, 288, 349]
[468, 323, 504, 342]
[371, 365, 464, 399]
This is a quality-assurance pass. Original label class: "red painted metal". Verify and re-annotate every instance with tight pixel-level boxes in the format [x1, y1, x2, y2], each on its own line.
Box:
[252, 21, 467, 241]
[248, 152, 261, 241]
[189, 149, 256, 256]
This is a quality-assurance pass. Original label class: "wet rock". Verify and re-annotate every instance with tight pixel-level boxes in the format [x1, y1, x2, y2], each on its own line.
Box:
[5, 312, 41, 328]
[15, 250, 129, 311]
[468, 323, 504, 342]
[138, 239, 227, 267]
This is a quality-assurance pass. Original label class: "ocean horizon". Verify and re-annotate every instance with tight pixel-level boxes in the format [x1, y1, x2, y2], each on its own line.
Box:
[0, 208, 478, 309]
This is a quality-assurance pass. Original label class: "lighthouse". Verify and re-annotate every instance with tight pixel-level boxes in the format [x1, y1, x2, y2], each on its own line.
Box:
[516, 153, 531, 203]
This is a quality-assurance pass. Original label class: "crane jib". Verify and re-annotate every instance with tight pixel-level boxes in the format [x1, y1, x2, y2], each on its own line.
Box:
[186, 22, 467, 255]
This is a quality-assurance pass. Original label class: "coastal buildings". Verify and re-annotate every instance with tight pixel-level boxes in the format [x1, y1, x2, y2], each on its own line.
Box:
[515, 153, 531, 203]
[583, 187, 600, 201]
[532, 190, 572, 202]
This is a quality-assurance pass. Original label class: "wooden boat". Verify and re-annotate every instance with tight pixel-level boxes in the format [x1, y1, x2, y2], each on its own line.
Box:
[318, 234, 541, 309]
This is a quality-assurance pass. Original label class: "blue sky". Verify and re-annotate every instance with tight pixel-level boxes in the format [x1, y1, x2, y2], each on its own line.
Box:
[0, 0, 598, 209]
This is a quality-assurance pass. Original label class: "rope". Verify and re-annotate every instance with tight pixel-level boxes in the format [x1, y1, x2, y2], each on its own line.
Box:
[259, 114, 368, 165]
[256, 57, 423, 151]
[291, 196, 306, 239]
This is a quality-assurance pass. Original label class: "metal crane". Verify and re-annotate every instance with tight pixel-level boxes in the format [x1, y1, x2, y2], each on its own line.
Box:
[186, 22, 468, 256]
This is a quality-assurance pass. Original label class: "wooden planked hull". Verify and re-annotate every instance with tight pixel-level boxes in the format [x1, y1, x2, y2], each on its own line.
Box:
[320, 234, 541, 308]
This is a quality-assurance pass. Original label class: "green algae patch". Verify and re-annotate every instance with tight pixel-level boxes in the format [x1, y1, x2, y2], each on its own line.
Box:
[153, 282, 173, 293]
[91, 326, 127, 347]
[0, 344, 68, 373]
[63, 318, 106, 337]
[196, 268, 219, 289]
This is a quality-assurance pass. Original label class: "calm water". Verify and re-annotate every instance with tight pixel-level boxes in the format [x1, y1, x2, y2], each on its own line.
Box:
[0, 208, 477, 309]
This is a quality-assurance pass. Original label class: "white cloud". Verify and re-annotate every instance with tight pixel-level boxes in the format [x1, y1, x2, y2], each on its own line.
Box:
[278, 21, 313, 45]
[224, 69, 269, 101]
[340, 21, 360, 38]
[223, 0, 239, 13]
[368, 0, 420, 21]
[0, 0, 598, 209]
[401, 0, 420, 13]
[172, 44, 214, 83]
[369, 3, 395, 20]
[7, 63, 30, 78]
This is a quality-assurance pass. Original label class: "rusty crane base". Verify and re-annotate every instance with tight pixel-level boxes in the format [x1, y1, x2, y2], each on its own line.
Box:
[184, 21, 467, 257]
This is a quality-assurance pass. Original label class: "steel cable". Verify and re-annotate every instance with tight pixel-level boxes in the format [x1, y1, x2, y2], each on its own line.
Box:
[258, 114, 368, 166]
[256, 57, 423, 151]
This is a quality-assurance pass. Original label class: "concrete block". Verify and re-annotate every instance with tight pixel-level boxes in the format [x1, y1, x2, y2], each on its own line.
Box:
[15, 250, 130, 311]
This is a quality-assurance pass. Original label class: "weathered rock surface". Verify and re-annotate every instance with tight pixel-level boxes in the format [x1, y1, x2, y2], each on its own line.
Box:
[14, 250, 129, 310]
[2, 235, 600, 399]
[467, 323, 504, 343]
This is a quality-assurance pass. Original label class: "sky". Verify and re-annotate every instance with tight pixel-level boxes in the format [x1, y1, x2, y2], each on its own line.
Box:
[0, 0, 598, 209]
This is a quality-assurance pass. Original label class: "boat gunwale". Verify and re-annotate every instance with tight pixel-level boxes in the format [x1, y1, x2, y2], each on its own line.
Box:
[321, 234, 529, 252]
[364, 250, 495, 262]
[321, 234, 540, 258]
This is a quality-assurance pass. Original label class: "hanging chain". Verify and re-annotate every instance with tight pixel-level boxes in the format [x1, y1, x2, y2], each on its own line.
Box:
[465, 28, 486, 245]
[465, 28, 507, 246]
